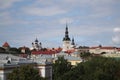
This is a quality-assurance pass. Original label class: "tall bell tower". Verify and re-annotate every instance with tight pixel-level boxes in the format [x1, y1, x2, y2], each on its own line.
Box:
[62, 24, 71, 51]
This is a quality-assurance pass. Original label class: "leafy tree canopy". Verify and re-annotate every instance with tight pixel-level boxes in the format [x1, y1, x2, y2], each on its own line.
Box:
[8, 65, 46, 80]
[0, 47, 5, 53]
[57, 57, 120, 80]
[9, 47, 20, 54]
[53, 56, 72, 80]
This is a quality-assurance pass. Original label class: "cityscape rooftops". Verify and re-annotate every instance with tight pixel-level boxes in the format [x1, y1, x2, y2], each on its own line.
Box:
[89, 46, 118, 50]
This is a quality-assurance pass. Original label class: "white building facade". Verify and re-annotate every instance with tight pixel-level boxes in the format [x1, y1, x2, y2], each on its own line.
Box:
[0, 54, 52, 80]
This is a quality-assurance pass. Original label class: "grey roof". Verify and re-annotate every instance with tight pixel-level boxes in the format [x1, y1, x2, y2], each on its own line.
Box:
[64, 56, 82, 61]
[37, 54, 52, 59]
[32, 54, 53, 64]
[56, 52, 68, 56]
[54, 55, 82, 61]
[73, 51, 80, 54]
[0, 54, 52, 67]
[0, 54, 23, 60]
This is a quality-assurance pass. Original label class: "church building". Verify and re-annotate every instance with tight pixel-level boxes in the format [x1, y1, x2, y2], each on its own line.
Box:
[62, 24, 76, 51]
[32, 38, 42, 51]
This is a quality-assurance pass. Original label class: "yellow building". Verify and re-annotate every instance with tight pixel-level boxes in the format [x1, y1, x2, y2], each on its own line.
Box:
[54, 52, 82, 66]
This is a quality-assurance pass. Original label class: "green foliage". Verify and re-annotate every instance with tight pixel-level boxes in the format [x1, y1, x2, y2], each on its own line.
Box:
[53, 56, 72, 80]
[58, 57, 120, 80]
[0, 47, 5, 53]
[7, 65, 45, 80]
[9, 47, 20, 54]
[80, 52, 92, 61]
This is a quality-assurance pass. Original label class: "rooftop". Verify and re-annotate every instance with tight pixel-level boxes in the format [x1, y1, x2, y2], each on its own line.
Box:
[2, 42, 10, 47]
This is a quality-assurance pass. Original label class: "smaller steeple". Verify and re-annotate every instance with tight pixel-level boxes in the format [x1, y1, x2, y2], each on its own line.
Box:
[39, 42, 42, 49]
[71, 37, 76, 48]
[71, 38, 75, 45]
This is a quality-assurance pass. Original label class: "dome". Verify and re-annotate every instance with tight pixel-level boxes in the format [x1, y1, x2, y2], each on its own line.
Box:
[35, 38, 38, 43]
[63, 37, 71, 41]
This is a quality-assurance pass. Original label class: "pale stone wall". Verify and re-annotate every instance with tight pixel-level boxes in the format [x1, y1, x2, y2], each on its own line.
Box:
[102, 53, 120, 57]
[63, 41, 71, 51]
[89, 48, 118, 54]
[36, 65, 52, 80]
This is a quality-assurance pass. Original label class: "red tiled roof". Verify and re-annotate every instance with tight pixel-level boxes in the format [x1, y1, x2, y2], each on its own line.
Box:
[64, 49, 75, 54]
[100, 47, 116, 49]
[31, 49, 62, 55]
[89, 46, 116, 50]
[2, 42, 10, 47]
[89, 47, 99, 49]
[20, 46, 29, 50]
[117, 48, 120, 51]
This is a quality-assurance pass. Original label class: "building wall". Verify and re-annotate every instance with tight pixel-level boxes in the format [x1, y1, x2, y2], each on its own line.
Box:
[0, 70, 4, 80]
[69, 60, 82, 65]
[102, 53, 120, 57]
[36, 65, 52, 80]
[89, 48, 117, 54]
[0, 63, 52, 80]
[0, 66, 16, 80]
[63, 41, 71, 51]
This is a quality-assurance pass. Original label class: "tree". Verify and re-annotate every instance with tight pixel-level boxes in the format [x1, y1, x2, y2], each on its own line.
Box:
[53, 56, 72, 80]
[9, 47, 19, 54]
[80, 52, 91, 61]
[58, 57, 120, 80]
[0, 47, 5, 53]
[8, 65, 45, 80]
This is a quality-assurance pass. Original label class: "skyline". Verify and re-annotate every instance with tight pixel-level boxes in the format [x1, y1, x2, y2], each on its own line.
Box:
[0, 0, 120, 48]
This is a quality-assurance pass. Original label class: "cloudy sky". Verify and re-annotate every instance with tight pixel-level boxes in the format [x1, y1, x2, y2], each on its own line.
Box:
[0, 0, 120, 48]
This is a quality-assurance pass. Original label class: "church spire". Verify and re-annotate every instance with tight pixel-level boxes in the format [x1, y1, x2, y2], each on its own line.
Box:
[63, 23, 71, 41]
[71, 38, 75, 45]
[65, 25, 68, 37]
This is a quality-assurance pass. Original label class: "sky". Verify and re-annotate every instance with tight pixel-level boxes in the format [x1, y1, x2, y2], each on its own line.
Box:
[0, 0, 120, 48]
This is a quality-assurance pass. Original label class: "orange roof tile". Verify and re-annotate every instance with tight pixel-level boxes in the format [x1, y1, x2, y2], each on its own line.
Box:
[31, 49, 61, 55]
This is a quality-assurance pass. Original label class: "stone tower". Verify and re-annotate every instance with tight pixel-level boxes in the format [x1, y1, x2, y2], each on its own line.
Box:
[62, 24, 71, 51]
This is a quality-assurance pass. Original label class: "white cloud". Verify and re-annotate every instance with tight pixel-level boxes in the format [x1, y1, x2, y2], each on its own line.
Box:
[22, 0, 115, 17]
[112, 36, 120, 45]
[113, 27, 120, 33]
[32, 0, 55, 7]
[69, 25, 113, 36]
[65, 0, 118, 18]
[59, 18, 74, 24]
[0, 0, 120, 47]
[23, 6, 67, 16]
[0, 12, 9, 17]
[0, 0, 21, 9]
[64, 0, 118, 6]
[0, 11, 14, 25]
[112, 27, 120, 45]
